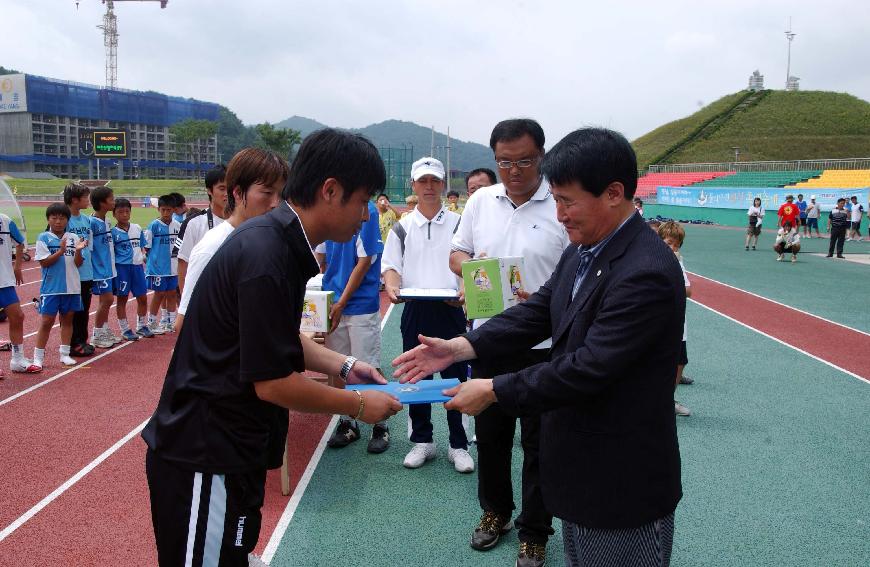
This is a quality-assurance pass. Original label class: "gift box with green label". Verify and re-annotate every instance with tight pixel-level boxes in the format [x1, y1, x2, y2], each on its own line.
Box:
[300, 290, 333, 332]
[462, 257, 525, 319]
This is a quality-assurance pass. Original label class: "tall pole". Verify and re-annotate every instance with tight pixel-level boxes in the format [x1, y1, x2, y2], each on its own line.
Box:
[785, 17, 796, 90]
[430, 126, 435, 158]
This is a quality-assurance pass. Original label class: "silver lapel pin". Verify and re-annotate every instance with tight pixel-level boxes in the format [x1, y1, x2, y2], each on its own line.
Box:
[596, 269, 602, 277]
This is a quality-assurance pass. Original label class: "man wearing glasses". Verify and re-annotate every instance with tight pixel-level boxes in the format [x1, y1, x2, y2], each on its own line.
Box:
[450, 118, 569, 567]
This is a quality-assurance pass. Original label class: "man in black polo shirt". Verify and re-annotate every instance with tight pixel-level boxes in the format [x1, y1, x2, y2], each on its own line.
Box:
[142, 129, 403, 567]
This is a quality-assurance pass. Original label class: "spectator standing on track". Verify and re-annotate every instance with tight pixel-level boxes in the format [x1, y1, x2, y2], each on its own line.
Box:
[30, 204, 87, 372]
[465, 167, 497, 197]
[176, 148, 288, 334]
[144, 196, 181, 334]
[0, 211, 32, 373]
[142, 129, 401, 567]
[847, 195, 864, 241]
[382, 157, 473, 472]
[320, 199, 390, 453]
[376, 192, 399, 242]
[657, 221, 693, 417]
[774, 220, 802, 263]
[111, 198, 153, 341]
[175, 166, 228, 294]
[448, 119, 569, 567]
[805, 196, 820, 238]
[745, 197, 764, 250]
[777, 195, 800, 229]
[827, 198, 848, 258]
[88, 187, 120, 349]
[796, 194, 808, 237]
[63, 183, 96, 358]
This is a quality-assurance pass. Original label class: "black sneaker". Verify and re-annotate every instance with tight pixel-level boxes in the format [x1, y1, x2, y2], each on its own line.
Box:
[70, 343, 95, 357]
[471, 511, 513, 551]
[327, 420, 360, 448]
[367, 424, 390, 454]
[837, 255, 845, 259]
[517, 541, 547, 567]
[679, 375, 694, 385]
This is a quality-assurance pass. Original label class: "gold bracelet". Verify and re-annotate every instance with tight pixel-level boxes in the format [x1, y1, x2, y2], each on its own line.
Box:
[354, 390, 365, 421]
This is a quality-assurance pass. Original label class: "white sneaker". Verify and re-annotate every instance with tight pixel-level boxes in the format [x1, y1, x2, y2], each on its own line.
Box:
[92, 331, 115, 349]
[675, 401, 691, 417]
[148, 321, 166, 335]
[108, 330, 123, 344]
[10, 358, 33, 373]
[448, 447, 475, 473]
[403, 442, 436, 469]
[60, 355, 77, 367]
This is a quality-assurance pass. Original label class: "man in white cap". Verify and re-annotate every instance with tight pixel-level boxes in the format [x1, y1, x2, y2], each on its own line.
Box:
[381, 157, 474, 473]
[805, 195, 820, 238]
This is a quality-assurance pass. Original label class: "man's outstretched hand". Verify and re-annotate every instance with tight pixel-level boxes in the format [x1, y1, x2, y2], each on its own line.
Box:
[392, 334, 456, 383]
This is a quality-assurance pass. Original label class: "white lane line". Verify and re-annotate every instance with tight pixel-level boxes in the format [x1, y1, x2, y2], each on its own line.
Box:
[689, 272, 870, 338]
[0, 341, 135, 407]
[261, 301, 398, 563]
[0, 418, 149, 543]
[690, 299, 868, 385]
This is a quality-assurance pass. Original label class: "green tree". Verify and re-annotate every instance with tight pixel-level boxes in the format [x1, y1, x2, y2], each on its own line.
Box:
[170, 119, 218, 179]
[254, 122, 302, 160]
[217, 107, 257, 163]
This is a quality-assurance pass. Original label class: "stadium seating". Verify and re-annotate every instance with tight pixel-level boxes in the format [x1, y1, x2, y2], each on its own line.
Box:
[789, 169, 870, 188]
[635, 171, 732, 198]
[690, 170, 822, 188]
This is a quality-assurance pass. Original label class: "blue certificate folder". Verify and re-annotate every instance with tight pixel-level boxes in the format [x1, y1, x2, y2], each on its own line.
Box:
[347, 379, 460, 405]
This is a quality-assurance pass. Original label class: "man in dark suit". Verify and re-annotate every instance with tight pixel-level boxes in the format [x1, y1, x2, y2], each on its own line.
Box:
[393, 128, 684, 567]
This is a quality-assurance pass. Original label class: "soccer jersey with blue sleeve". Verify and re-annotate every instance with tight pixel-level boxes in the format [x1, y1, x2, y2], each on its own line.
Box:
[145, 219, 180, 277]
[0, 214, 26, 288]
[112, 223, 146, 265]
[89, 215, 117, 280]
[67, 213, 94, 281]
[35, 231, 82, 295]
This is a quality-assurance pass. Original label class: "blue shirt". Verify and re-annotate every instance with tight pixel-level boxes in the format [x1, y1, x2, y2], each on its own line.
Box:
[112, 224, 146, 265]
[322, 202, 383, 316]
[35, 231, 82, 295]
[172, 212, 186, 224]
[796, 199, 808, 219]
[0, 215, 26, 288]
[145, 218, 181, 277]
[67, 213, 93, 281]
[89, 215, 116, 280]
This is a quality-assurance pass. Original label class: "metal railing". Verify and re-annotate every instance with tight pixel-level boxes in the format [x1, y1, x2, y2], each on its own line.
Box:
[647, 157, 870, 173]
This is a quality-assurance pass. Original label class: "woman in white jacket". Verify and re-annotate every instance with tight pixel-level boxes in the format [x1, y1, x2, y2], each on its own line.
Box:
[745, 197, 765, 250]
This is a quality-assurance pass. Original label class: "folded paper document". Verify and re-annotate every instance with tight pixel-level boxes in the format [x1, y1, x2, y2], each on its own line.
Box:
[347, 378, 461, 404]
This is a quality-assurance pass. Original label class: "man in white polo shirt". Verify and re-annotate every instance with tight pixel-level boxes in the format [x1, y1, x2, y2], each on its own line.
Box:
[382, 157, 473, 473]
[449, 118, 569, 567]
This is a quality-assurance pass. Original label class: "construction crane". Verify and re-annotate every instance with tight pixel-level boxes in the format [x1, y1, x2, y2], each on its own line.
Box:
[76, 0, 169, 89]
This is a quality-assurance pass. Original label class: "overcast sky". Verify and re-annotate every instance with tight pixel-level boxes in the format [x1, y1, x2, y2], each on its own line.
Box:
[5, 0, 869, 147]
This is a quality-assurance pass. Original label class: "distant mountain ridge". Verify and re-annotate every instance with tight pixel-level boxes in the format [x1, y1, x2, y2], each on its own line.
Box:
[274, 116, 494, 172]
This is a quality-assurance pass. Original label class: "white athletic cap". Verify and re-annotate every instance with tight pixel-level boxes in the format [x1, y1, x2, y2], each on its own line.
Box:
[411, 157, 445, 181]
[810, 195, 816, 199]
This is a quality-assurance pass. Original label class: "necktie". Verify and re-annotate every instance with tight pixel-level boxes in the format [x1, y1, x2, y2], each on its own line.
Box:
[571, 248, 594, 300]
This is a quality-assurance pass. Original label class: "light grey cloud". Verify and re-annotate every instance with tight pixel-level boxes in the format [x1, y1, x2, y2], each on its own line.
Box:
[4, 0, 869, 148]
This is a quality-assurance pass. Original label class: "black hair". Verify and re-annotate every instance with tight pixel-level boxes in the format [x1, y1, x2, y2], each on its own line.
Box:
[284, 128, 386, 208]
[541, 128, 638, 199]
[465, 168, 497, 187]
[114, 197, 132, 211]
[157, 195, 174, 208]
[63, 182, 90, 205]
[447, 190, 460, 198]
[172, 192, 186, 206]
[377, 192, 390, 200]
[850, 195, 858, 200]
[489, 119, 545, 152]
[89, 186, 114, 210]
[797, 194, 804, 199]
[837, 197, 847, 204]
[204, 165, 227, 192]
[46, 203, 71, 220]
[225, 147, 290, 214]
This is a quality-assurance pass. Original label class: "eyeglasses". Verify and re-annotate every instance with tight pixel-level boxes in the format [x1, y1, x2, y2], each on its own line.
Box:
[495, 158, 537, 169]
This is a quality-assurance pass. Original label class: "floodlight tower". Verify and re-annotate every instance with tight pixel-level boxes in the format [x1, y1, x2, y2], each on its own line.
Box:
[785, 17, 796, 90]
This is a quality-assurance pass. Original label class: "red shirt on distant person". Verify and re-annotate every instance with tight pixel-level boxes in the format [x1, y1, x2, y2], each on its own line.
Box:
[778, 201, 800, 227]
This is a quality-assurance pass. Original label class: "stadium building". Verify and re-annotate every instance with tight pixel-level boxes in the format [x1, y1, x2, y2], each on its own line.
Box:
[0, 73, 219, 179]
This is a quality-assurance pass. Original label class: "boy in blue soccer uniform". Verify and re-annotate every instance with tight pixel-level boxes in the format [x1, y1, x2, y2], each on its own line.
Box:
[88, 186, 119, 348]
[0, 212, 32, 373]
[30, 203, 86, 372]
[112, 198, 153, 341]
[144, 195, 181, 335]
[64, 183, 96, 357]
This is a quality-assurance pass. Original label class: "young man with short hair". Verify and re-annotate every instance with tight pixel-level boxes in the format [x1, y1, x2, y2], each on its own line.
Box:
[827, 198, 849, 258]
[175, 165, 229, 294]
[112, 198, 152, 340]
[777, 195, 800, 228]
[88, 187, 119, 348]
[143, 129, 402, 567]
[383, 157, 472, 471]
[465, 167, 497, 197]
[805, 196, 821, 238]
[0, 211, 32, 372]
[795, 194, 808, 236]
[848, 195, 864, 241]
[170, 192, 187, 224]
[64, 183, 95, 357]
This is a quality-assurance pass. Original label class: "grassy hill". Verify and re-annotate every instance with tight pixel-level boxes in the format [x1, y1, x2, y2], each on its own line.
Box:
[3, 178, 203, 196]
[633, 91, 870, 168]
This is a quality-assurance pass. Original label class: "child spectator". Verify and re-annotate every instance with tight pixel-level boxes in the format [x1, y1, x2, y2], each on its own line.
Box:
[445, 190, 463, 214]
[0, 211, 31, 373]
[144, 195, 181, 334]
[657, 221, 693, 417]
[111, 198, 153, 340]
[400, 194, 419, 218]
[63, 183, 96, 358]
[774, 220, 801, 263]
[30, 204, 87, 372]
[88, 187, 119, 348]
[376, 193, 399, 243]
[805, 196, 821, 238]
[827, 198, 849, 258]
[745, 197, 764, 250]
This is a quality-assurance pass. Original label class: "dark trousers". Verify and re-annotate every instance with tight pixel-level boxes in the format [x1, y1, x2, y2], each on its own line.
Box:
[829, 227, 846, 256]
[401, 301, 469, 449]
[562, 513, 675, 567]
[472, 348, 554, 545]
[71, 281, 92, 346]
